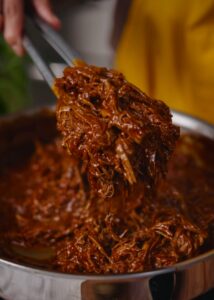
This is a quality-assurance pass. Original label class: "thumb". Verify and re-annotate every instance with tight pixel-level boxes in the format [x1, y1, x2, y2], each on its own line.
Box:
[33, 0, 61, 29]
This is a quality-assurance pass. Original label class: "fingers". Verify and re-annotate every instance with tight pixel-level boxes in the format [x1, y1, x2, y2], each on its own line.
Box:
[3, 0, 24, 56]
[33, 0, 61, 29]
[1, 0, 61, 56]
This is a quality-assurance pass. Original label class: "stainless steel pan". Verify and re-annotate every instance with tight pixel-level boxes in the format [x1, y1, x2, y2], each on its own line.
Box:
[0, 108, 213, 300]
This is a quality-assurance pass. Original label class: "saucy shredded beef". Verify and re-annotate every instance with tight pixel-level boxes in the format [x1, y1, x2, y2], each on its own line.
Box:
[54, 63, 179, 198]
[0, 132, 213, 274]
[0, 64, 212, 274]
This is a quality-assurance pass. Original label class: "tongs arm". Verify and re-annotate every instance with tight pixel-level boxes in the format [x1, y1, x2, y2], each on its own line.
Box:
[23, 15, 79, 89]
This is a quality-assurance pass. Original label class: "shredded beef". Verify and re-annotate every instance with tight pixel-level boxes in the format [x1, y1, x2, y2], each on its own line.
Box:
[54, 62, 179, 198]
[0, 133, 213, 274]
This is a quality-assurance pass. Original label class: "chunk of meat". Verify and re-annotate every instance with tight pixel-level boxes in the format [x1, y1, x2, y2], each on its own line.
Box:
[54, 62, 179, 198]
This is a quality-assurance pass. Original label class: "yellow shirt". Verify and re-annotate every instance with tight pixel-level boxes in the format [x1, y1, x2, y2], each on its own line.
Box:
[116, 0, 214, 124]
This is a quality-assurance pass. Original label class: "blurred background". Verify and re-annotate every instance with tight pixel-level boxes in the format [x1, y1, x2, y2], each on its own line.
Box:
[0, 0, 127, 114]
[1, 0, 213, 123]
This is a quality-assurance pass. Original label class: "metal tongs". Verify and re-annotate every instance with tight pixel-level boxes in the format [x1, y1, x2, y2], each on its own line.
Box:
[23, 15, 78, 89]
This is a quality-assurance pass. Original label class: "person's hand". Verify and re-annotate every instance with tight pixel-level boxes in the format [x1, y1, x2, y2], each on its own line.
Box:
[0, 0, 61, 56]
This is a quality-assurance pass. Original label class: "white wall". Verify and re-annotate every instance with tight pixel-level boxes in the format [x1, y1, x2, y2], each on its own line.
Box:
[56, 0, 117, 67]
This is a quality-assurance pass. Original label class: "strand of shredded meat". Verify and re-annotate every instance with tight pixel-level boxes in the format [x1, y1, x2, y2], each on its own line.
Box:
[0, 133, 213, 274]
[54, 62, 179, 198]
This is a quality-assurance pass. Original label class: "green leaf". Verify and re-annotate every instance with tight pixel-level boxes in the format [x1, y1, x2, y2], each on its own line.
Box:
[0, 36, 30, 114]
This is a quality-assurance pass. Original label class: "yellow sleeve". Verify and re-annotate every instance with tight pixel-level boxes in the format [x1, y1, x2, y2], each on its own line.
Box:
[115, 0, 214, 124]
